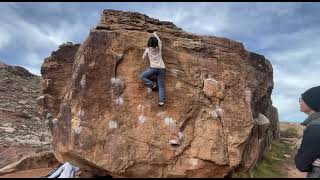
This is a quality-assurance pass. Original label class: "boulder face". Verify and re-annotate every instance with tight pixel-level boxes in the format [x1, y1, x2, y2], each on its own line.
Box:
[40, 9, 279, 177]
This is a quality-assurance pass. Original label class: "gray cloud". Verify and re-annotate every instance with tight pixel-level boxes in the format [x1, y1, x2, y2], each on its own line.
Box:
[0, 3, 98, 75]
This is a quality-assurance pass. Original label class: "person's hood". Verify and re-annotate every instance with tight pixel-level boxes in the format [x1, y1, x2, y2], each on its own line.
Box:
[301, 112, 320, 126]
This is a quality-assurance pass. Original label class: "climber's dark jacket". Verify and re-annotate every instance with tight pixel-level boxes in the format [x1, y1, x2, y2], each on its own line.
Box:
[294, 112, 320, 172]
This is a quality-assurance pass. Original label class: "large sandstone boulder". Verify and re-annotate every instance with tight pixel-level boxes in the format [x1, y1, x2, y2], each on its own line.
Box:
[39, 9, 279, 177]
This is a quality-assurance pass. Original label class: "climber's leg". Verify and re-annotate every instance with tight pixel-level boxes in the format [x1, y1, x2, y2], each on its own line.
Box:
[140, 67, 157, 89]
[157, 68, 166, 105]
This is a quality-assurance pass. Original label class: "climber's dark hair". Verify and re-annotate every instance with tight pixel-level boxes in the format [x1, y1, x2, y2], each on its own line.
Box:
[147, 37, 158, 48]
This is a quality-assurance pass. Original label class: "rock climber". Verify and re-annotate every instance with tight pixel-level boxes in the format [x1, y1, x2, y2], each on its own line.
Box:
[294, 86, 320, 178]
[140, 31, 166, 106]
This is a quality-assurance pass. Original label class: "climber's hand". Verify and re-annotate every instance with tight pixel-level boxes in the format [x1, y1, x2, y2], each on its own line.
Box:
[313, 158, 320, 166]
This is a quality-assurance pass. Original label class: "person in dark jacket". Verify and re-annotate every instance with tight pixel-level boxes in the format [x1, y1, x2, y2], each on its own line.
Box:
[294, 86, 320, 178]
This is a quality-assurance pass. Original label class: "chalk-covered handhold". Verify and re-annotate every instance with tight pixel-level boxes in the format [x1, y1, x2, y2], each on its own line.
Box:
[209, 108, 224, 119]
[203, 78, 226, 99]
[179, 132, 184, 142]
[216, 108, 224, 119]
[109, 120, 119, 129]
[169, 139, 180, 145]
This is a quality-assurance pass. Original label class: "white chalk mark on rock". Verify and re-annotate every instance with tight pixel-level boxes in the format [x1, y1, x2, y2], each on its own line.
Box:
[109, 120, 119, 129]
[89, 61, 95, 68]
[75, 126, 82, 134]
[245, 89, 252, 102]
[138, 104, 145, 112]
[52, 118, 58, 124]
[189, 158, 199, 168]
[115, 96, 124, 106]
[209, 110, 219, 118]
[169, 139, 179, 145]
[164, 116, 176, 129]
[138, 115, 146, 125]
[111, 77, 121, 85]
[80, 110, 84, 117]
[179, 132, 184, 142]
[80, 74, 86, 88]
[52, 118, 58, 128]
[209, 107, 225, 120]
[216, 108, 224, 119]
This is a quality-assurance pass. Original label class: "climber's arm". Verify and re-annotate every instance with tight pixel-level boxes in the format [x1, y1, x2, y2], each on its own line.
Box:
[142, 48, 149, 60]
[295, 125, 320, 172]
[152, 32, 162, 52]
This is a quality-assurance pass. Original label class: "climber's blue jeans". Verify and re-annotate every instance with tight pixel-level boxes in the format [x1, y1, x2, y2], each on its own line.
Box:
[140, 67, 165, 102]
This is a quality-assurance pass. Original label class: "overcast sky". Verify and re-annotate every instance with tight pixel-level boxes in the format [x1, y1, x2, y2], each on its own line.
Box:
[0, 2, 319, 122]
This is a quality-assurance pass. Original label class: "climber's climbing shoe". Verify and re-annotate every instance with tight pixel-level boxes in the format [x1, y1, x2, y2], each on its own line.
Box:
[151, 83, 157, 90]
[159, 100, 165, 106]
